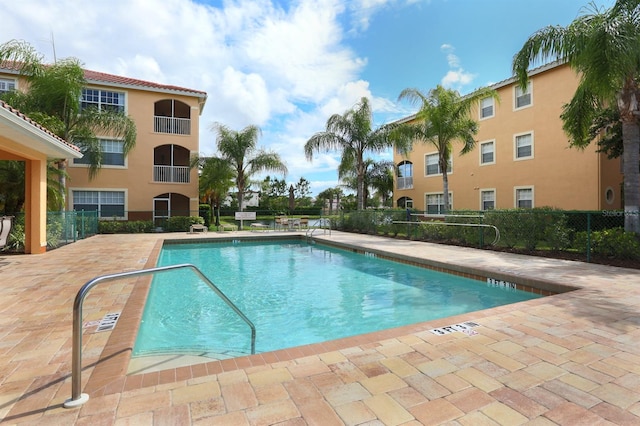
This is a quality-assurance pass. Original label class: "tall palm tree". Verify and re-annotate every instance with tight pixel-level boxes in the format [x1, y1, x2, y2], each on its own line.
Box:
[369, 161, 395, 207]
[512, 0, 640, 233]
[199, 156, 234, 227]
[212, 123, 287, 212]
[0, 40, 137, 204]
[398, 85, 499, 213]
[305, 97, 394, 210]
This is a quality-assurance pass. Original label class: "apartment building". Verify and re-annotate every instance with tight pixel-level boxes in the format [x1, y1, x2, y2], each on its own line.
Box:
[0, 67, 207, 226]
[393, 62, 623, 213]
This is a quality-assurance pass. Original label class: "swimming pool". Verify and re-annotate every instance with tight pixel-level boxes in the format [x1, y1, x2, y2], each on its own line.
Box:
[132, 240, 541, 358]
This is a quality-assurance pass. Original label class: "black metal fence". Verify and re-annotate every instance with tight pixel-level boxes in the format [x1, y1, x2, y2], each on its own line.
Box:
[334, 208, 640, 264]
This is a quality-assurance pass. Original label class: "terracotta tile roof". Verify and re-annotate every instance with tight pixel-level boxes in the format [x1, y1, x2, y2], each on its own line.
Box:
[0, 62, 206, 98]
[83, 69, 207, 97]
[0, 100, 81, 152]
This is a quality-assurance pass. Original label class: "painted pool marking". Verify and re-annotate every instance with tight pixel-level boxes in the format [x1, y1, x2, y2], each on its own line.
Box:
[95, 312, 121, 332]
[430, 321, 480, 336]
[487, 277, 517, 290]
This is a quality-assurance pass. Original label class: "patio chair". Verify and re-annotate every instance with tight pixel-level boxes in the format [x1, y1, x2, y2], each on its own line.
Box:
[275, 216, 288, 231]
[0, 216, 14, 249]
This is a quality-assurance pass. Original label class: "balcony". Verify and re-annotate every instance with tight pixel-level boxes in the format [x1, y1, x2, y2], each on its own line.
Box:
[153, 165, 190, 183]
[396, 176, 413, 190]
[154, 116, 191, 135]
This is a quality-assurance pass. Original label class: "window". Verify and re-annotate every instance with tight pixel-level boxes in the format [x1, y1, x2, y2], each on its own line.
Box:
[72, 190, 125, 218]
[515, 132, 533, 159]
[81, 88, 125, 112]
[514, 84, 532, 109]
[480, 190, 495, 210]
[480, 97, 494, 119]
[73, 139, 125, 166]
[515, 187, 533, 209]
[397, 161, 413, 189]
[480, 141, 495, 165]
[0, 78, 16, 94]
[426, 193, 451, 214]
[425, 153, 452, 176]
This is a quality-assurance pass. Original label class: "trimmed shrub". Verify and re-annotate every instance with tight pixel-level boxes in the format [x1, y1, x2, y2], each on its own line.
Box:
[98, 220, 154, 234]
[165, 216, 204, 232]
[574, 228, 640, 259]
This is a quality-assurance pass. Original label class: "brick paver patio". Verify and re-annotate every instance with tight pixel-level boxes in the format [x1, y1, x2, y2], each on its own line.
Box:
[1, 231, 639, 425]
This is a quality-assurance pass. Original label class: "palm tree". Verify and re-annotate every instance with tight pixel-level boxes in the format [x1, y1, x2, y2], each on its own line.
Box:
[212, 123, 287, 213]
[0, 39, 137, 204]
[369, 161, 395, 207]
[305, 97, 395, 210]
[199, 156, 234, 227]
[398, 85, 499, 213]
[512, 0, 640, 234]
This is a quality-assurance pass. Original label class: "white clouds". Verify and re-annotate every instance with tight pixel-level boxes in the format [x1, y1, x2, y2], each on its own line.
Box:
[439, 44, 476, 90]
[0, 0, 409, 195]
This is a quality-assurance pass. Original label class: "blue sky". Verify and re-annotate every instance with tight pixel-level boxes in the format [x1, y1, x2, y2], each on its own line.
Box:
[1, 0, 614, 196]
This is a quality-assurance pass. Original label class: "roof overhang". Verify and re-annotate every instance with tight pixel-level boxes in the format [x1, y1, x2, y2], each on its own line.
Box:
[0, 105, 82, 159]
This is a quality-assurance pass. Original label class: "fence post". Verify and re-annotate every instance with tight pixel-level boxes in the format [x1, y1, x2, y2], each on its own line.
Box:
[586, 212, 592, 263]
[479, 214, 484, 249]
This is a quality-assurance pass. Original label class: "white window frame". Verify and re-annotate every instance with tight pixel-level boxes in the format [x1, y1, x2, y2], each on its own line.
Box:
[425, 192, 452, 215]
[514, 82, 532, 110]
[479, 140, 495, 165]
[72, 138, 127, 169]
[69, 188, 128, 219]
[514, 131, 534, 160]
[0, 77, 16, 94]
[81, 87, 127, 113]
[479, 97, 494, 119]
[480, 189, 496, 211]
[424, 153, 452, 177]
[396, 161, 413, 190]
[514, 186, 534, 209]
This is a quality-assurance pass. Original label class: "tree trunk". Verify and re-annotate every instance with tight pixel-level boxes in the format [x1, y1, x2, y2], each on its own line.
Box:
[440, 155, 450, 214]
[57, 159, 67, 211]
[621, 120, 640, 234]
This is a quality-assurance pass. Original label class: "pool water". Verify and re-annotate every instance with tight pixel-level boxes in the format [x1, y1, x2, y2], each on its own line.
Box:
[132, 240, 540, 358]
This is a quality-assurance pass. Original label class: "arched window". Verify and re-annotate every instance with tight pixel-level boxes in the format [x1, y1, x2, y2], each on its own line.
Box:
[153, 144, 191, 183]
[396, 161, 413, 189]
[397, 197, 413, 209]
[154, 99, 191, 135]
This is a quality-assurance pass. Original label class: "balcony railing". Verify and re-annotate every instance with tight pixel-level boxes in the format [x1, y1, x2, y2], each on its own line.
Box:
[154, 116, 191, 135]
[396, 176, 413, 190]
[154, 165, 190, 183]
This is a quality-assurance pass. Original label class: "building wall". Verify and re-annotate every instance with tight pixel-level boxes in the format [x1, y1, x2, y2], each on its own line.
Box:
[67, 87, 202, 219]
[1, 68, 205, 222]
[394, 64, 623, 212]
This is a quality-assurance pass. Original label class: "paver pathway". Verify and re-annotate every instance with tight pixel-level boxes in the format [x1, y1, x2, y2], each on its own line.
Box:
[1, 231, 639, 425]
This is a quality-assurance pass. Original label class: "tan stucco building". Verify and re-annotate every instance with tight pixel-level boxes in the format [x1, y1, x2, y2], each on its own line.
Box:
[394, 62, 623, 213]
[1, 67, 207, 227]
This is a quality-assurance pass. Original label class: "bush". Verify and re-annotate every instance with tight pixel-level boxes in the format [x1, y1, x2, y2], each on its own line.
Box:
[199, 204, 212, 227]
[165, 216, 204, 232]
[98, 220, 154, 234]
[574, 228, 640, 259]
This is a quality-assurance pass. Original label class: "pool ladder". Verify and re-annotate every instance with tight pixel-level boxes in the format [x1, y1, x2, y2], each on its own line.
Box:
[63, 264, 256, 408]
[305, 219, 331, 242]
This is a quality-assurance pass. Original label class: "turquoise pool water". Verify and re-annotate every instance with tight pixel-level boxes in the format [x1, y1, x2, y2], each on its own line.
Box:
[132, 240, 540, 358]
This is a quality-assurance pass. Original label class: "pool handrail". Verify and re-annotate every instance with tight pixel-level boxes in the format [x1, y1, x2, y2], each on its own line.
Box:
[63, 263, 256, 408]
[394, 214, 501, 246]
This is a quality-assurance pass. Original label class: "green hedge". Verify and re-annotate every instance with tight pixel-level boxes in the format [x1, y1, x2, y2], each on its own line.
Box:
[98, 220, 154, 234]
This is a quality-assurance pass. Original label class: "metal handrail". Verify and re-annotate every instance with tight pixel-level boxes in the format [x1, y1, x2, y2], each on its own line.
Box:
[393, 220, 501, 246]
[305, 218, 331, 241]
[64, 263, 255, 408]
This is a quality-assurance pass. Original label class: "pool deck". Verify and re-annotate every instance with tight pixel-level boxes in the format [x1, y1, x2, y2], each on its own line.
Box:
[1, 230, 640, 425]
